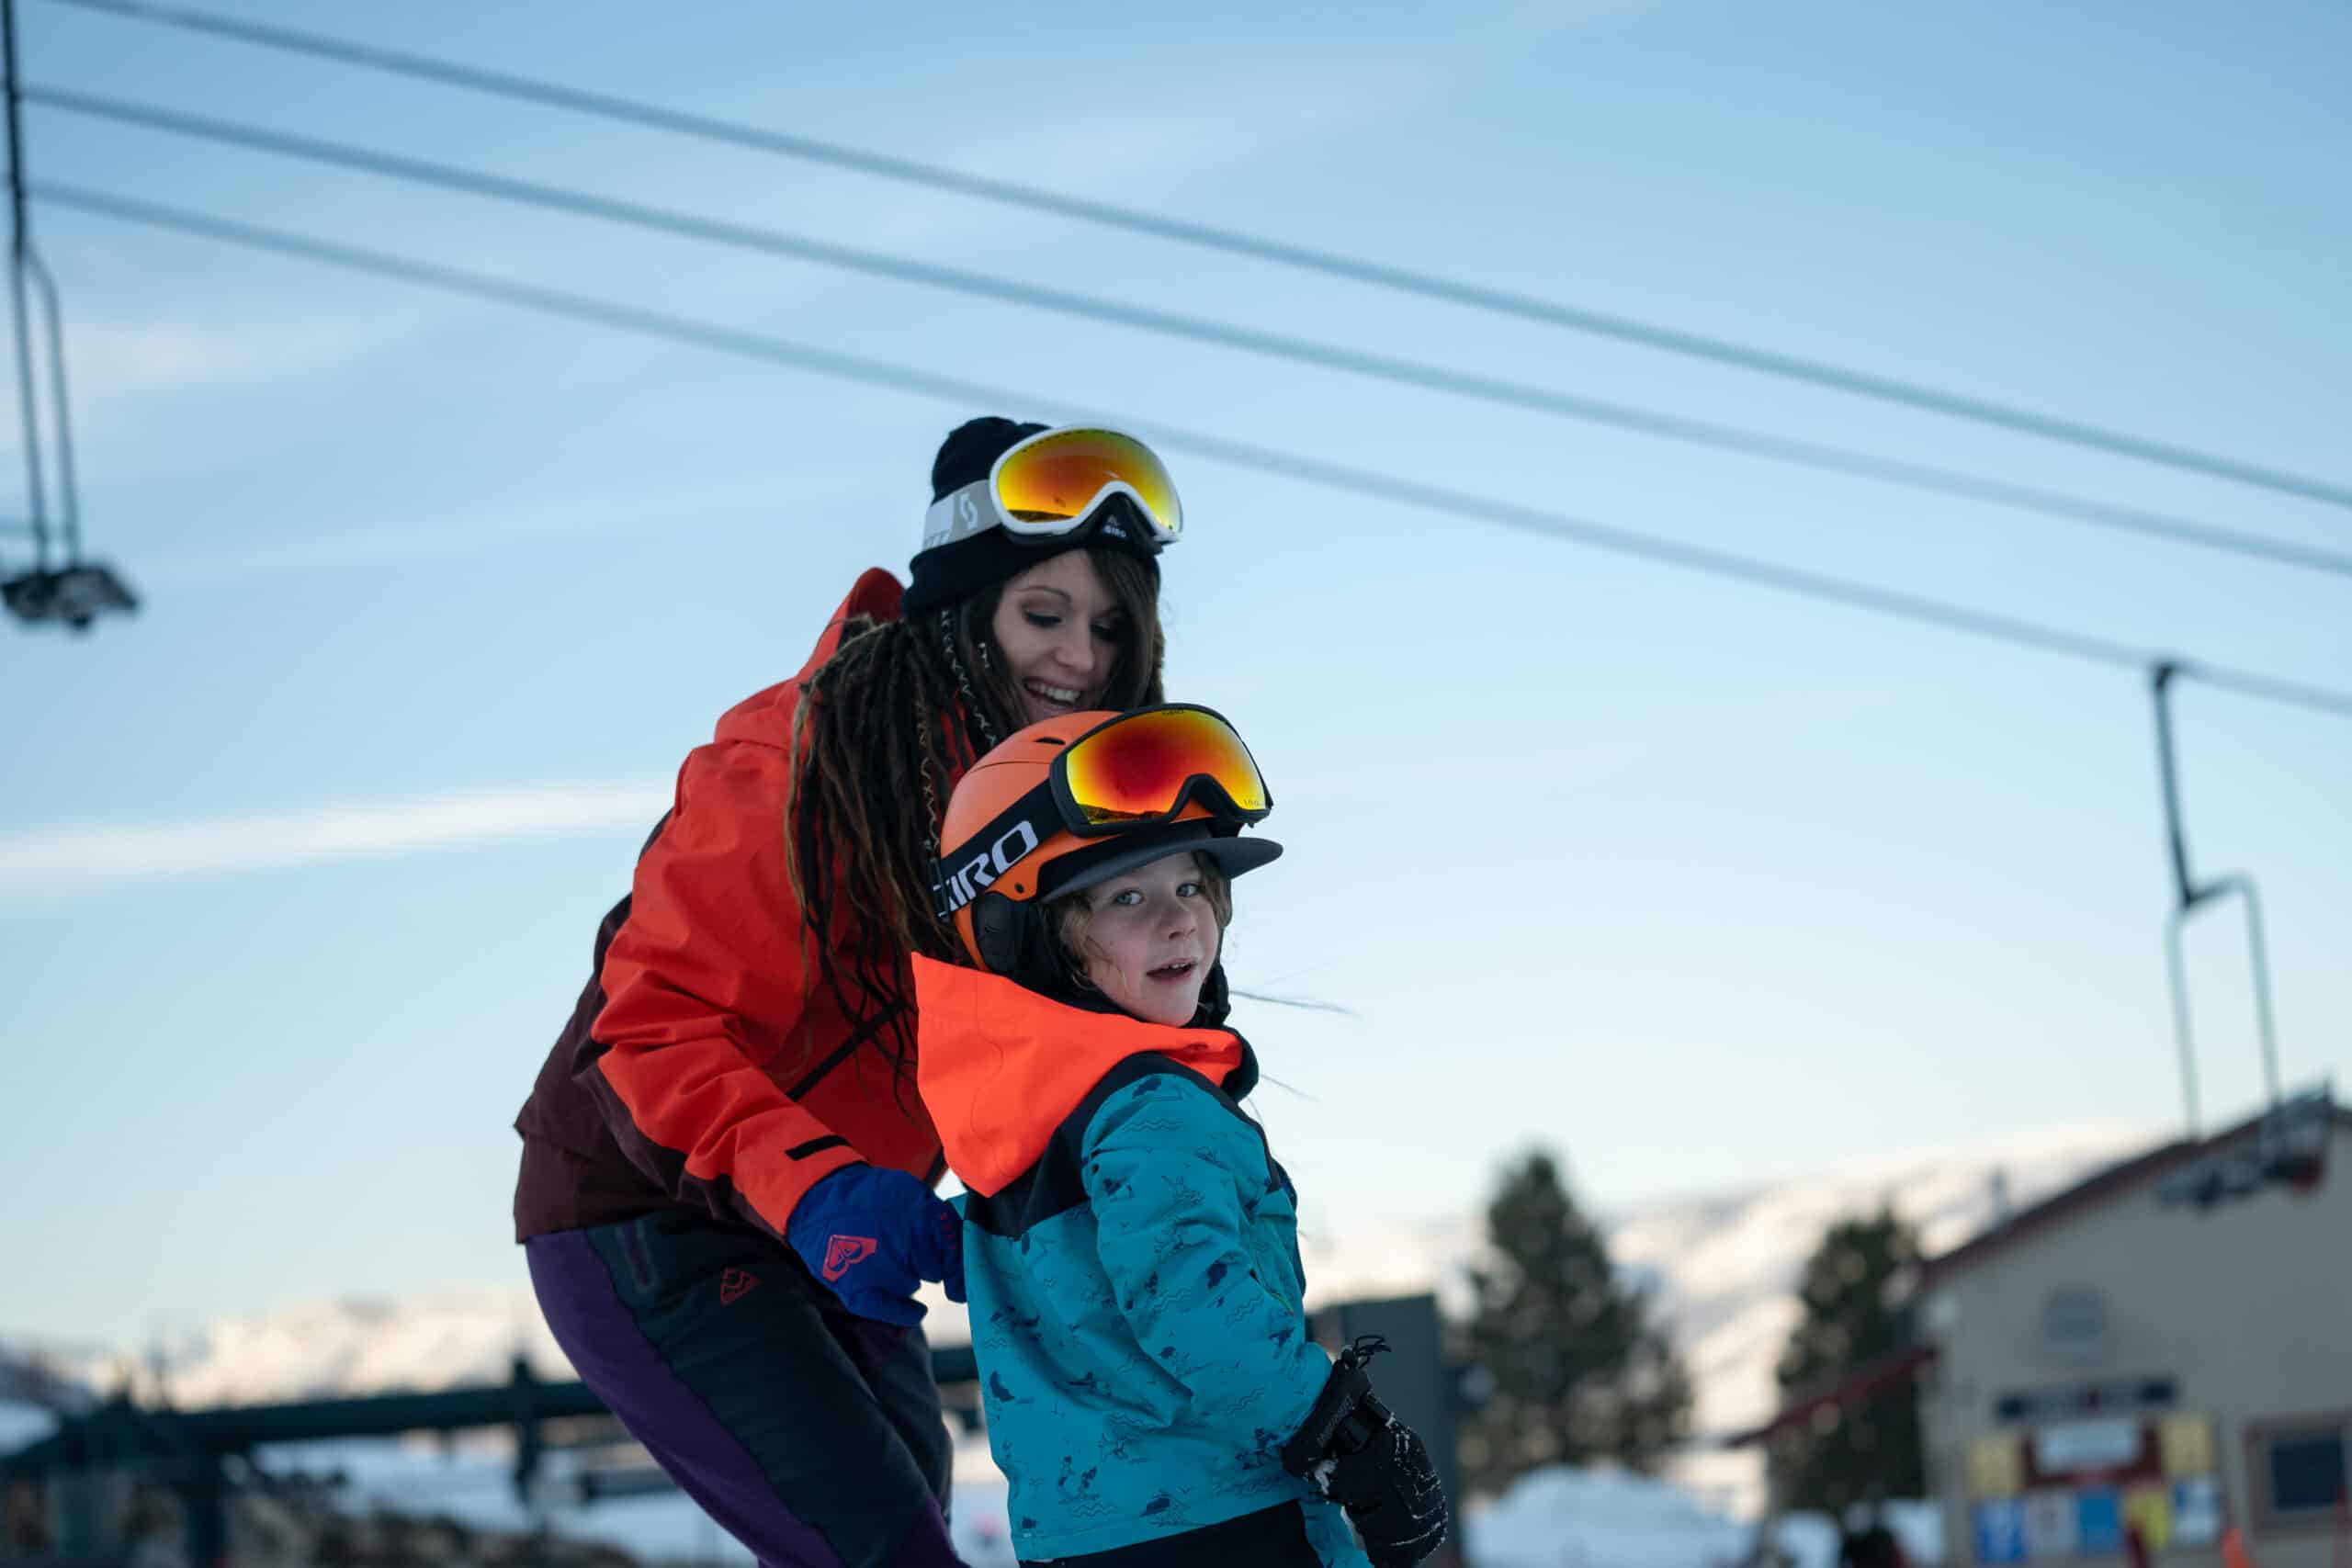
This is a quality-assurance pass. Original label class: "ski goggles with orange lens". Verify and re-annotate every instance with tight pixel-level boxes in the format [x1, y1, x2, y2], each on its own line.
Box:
[933, 705, 1269, 918]
[1059, 704, 1266, 827]
[922, 426, 1182, 553]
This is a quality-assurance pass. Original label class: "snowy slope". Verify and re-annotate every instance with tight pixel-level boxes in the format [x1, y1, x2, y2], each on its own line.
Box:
[1468, 1465, 1945, 1568]
[0, 1402, 57, 1454]
[0, 1346, 84, 1455]
[235, 1431, 1019, 1567]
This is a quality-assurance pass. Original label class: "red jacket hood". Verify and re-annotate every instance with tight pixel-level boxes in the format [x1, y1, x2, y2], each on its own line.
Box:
[713, 567, 905, 749]
[912, 954, 1247, 1198]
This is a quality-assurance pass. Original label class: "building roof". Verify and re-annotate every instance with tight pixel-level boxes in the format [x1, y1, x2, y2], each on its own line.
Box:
[1917, 1091, 2348, 1290]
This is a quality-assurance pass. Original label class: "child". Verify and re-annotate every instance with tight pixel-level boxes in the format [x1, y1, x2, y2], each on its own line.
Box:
[913, 705, 1449, 1568]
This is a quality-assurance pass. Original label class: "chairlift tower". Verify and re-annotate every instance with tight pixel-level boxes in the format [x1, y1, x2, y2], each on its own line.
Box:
[2146, 660, 2329, 1210]
[0, 0, 134, 632]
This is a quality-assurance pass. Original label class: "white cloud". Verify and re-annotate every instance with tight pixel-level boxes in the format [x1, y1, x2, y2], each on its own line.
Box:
[711, 55, 1443, 269]
[68, 299, 438, 403]
[131, 468, 867, 582]
[0, 781, 668, 895]
[941, 62, 1430, 194]
[0, 295, 446, 492]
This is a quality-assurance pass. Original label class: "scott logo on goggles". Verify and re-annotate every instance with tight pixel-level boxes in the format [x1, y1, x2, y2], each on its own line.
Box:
[936, 819, 1041, 914]
[922, 489, 985, 551]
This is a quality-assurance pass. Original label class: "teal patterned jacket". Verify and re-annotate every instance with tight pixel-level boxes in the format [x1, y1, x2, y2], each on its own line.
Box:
[912, 957, 1368, 1564]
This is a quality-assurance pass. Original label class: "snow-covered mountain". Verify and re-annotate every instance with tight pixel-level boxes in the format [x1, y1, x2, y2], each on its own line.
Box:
[11, 1120, 2155, 1517]
[14, 1285, 572, 1412]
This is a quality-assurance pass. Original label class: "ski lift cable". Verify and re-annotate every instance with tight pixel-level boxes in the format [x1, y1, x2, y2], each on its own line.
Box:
[30, 85, 2352, 586]
[32, 179, 2352, 726]
[40, 0, 2352, 516]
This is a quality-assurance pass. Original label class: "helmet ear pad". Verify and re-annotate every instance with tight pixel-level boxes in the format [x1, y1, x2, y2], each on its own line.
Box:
[1193, 957, 1232, 1028]
[971, 886, 1127, 1017]
[969, 889, 1030, 978]
[971, 889, 1078, 994]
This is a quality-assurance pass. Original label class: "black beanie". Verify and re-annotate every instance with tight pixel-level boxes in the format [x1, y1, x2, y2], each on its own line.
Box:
[903, 416, 1161, 617]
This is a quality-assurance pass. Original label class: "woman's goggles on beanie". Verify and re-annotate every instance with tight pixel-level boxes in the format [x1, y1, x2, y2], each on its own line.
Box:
[922, 426, 1182, 555]
[933, 704, 1269, 919]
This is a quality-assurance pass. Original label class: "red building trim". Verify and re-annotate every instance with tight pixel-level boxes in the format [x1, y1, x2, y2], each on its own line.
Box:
[1724, 1343, 1939, 1449]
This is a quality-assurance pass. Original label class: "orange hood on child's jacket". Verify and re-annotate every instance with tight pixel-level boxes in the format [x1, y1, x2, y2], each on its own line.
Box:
[911, 954, 1250, 1198]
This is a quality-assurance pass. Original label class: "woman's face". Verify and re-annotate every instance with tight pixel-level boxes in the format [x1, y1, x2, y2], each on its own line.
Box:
[1069, 852, 1220, 1028]
[989, 551, 1125, 728]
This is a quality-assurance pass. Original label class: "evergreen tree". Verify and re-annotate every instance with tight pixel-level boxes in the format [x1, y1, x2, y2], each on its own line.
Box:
[1769, 1207, 1927, 1517]
[1461, 1150, 1692, 1494]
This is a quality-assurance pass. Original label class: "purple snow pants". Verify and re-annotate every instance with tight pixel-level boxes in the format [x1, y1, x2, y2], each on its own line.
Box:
[526, 1209, 963, 1568]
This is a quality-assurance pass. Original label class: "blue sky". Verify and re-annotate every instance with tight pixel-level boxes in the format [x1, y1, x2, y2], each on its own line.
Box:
[4, 0, 2347, 1353]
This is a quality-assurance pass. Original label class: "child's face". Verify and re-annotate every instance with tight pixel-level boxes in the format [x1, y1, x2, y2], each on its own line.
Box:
[1068, 852, 1221, 1027]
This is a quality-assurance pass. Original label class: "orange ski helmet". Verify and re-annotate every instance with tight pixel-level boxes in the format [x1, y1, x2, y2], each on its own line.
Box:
[933, 705, 1281, 986]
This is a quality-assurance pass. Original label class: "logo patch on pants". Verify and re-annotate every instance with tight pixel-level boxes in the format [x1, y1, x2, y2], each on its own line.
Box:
[822, 1235, 878, 1280]
[718, 1268, 760, 1304]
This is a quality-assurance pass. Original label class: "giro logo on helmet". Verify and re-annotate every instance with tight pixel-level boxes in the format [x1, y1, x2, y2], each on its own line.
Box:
[937, 819, 1041, 914]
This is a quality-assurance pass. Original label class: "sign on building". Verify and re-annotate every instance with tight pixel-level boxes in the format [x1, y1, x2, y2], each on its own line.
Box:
[1962, 1414, 2222, 1561]
[1973, 1499, 2027, 1565]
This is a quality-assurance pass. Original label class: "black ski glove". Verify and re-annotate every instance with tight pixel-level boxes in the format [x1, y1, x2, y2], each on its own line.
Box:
[1281, 1337, 1450, 1568]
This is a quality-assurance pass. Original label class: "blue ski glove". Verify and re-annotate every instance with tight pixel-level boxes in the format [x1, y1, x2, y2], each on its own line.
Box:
[785, 1164, 965, 1325]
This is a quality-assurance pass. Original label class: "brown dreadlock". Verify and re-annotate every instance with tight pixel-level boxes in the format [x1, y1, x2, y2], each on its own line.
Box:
[785, 547, 1166, 1088]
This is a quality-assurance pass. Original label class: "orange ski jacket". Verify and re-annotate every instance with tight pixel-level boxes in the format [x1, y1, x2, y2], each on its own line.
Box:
[513, 569, 952, 1242]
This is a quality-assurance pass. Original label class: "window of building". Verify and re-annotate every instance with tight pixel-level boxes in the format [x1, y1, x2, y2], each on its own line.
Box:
[2040, 1288, 2107, 1364]
[2269, 1431, 2347, 1513]
[2248, 1415, 2351, 1535]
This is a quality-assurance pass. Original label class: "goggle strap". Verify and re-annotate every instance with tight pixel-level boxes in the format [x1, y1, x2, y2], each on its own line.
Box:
[933, 779, 1059, 920]
[921, 480, 999, 552]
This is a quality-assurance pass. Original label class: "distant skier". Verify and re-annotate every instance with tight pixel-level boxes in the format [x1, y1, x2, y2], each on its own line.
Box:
[915, 706, 1451, 1567]
[512, 420, 1183, 1566]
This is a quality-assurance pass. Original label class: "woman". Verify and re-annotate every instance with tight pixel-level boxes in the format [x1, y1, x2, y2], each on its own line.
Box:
[512, 417, 1182, 1567]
